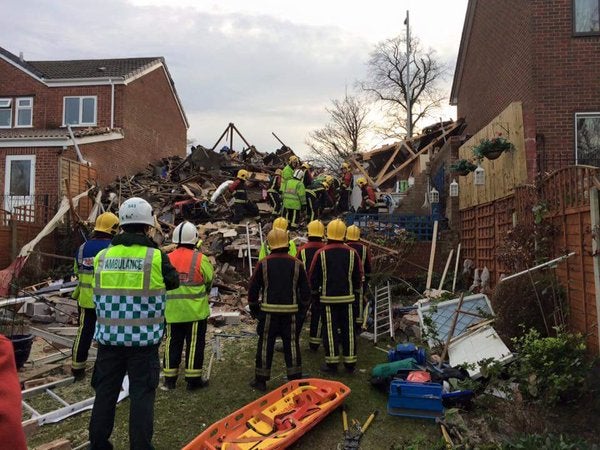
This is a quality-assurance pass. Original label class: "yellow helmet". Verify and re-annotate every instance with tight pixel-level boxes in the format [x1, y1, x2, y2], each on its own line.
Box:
[237, 169, 249, 180]
[341, 162, 350, 170]
[322, 181, 330, 189]
[307, 220, 325, 238]
[302, 162, 310, 170]
[267, 228, 289, 250]
[289, 155, 299, 164]
[324, 175, 334, 185]
[94, 212, 120, 235]
[327, 219, 347, 241]
[272, 216, 288, 231]
[357, 177, 368, 187]
[275, 168, 282, 175]
[346, 225, 360, 241]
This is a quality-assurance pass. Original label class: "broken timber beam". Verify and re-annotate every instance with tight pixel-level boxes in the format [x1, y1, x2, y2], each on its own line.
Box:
[349, 158, 376, 187]
[374, 144, 402, 184]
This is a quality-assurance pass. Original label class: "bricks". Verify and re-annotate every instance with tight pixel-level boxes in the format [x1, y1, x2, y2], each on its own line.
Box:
[454, 0, 600, 176]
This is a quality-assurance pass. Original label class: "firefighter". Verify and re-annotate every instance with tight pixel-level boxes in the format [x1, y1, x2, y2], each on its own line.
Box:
[229, 169, 259, 223]
[71, 212, 120, 381]
[89, 197, 179, 450]
[309, 219, 362, 373]
[345, 225, 372, 332]
[281, 155, 300, 190]
[248, 228, 311, 392]
[357, 177, 378, 214]
[258, 216, 297, 260]
[301, 162, 313, 188]
[296, 220, 326, 351]
[162, 221, 214, 391]
[339, 162, 353, 212]
[282, 169, 306, 230]
[267, 168, 283, 216]
[305, 180, 329, 222]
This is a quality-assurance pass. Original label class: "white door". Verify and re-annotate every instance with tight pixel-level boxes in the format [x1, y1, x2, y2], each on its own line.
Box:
[4, 155, 36, 222]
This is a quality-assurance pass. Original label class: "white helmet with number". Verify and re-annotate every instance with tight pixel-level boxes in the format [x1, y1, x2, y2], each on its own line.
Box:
[293, 169, 305, 180]
[118, 197, 154, 227]
[172, 221, 199, 245]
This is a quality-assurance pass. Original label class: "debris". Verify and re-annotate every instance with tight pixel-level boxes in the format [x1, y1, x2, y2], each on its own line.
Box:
[34, 438, 72, 450]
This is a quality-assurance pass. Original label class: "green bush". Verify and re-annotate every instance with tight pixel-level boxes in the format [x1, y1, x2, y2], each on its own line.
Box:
[511, 327, 593, 406]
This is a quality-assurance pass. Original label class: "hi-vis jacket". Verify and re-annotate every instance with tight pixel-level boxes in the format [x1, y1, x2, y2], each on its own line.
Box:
[165, 247, 214, 323]
[282, 178, 306, 211]
[72, 238, 112, 308]
[258, 240, 297, 260]
[93, 233, 179, 347]
[308, 243, 363, 305]
[248, 252, 311, 315]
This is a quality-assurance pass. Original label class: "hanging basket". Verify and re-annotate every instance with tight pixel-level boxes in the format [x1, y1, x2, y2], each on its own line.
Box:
[449, 159, 477, 176]
[10, 334, 33, 369]
[482, 149, 504, 160]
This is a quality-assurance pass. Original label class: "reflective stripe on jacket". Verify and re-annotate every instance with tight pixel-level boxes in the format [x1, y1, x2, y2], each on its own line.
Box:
[165, 247, 213, 323]
[72, 238, 112, 308]
[282, 178, 306, 210]
[93, 244, 166, 346]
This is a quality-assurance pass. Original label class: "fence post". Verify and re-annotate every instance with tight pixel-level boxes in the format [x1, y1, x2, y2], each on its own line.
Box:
[590, 187, 600, 354]
[10, 217, 17, 260]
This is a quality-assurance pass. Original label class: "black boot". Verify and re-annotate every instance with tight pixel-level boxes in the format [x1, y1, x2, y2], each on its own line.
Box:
[249, 379, 267, 392]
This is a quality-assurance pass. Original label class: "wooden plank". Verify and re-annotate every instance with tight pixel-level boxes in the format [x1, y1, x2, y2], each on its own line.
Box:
[374, 144, 402, 183]
[349, 158, 376, 187]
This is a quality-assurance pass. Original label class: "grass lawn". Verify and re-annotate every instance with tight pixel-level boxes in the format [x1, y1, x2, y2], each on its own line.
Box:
[27, 324, 445, 449]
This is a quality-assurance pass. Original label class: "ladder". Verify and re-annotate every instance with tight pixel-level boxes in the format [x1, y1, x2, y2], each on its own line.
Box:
[373, 282, 395, 344]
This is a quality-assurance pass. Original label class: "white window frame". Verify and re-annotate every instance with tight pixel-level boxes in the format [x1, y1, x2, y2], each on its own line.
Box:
[15, 97, 33, 128]
[4, 155, 36, 222]
[0, 98, 12, 129]
[575, 112, 600, 165]
[63, 96, 97, 127]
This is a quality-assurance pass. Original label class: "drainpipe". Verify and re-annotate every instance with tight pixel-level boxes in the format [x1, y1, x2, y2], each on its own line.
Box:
[66, 124, 89, 165]
[110, 78, 115, 129]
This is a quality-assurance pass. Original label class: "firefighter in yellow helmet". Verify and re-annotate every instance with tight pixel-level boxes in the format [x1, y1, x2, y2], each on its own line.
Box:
[71, 212, 120, 381]
[339, 162, 353, 212]
[357, 177, 378, 213]
[296, 220, 326, 350]
[228, 169, 259, 223]
[345, 224, 372, 332]
[308, 219, 363, 373]
[281, 155, 300, 193]
[267, 168, 283, 216]
[258, 217, 298, 260]
[248, 228, 311, 391]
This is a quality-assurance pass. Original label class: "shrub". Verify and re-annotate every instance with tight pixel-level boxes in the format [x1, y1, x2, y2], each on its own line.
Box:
[511, 327, 593, 406]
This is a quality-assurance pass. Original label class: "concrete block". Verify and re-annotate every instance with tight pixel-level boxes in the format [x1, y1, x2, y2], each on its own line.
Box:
[25, 302, 51, 317]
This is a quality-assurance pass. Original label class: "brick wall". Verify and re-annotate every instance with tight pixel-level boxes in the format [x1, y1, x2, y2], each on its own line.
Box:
[455, 0, 600, 177]
[79, 67, 187, 185]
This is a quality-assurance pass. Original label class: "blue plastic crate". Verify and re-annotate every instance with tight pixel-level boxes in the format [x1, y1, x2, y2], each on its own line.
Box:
[387, 343, 427, 365]
[387, 380, 444, 420]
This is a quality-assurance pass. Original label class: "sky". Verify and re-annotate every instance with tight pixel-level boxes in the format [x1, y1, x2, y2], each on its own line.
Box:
[1, 0, 468, 157]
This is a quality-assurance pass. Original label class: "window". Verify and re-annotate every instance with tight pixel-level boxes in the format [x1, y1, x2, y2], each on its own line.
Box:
[63, 96, 97, 126]
[575, 112, 600, 166]
[3, 155, 36, 222]
[15, 97, 33, 127]
[574, 0, 600, 34]
[0, 98, 12, 128]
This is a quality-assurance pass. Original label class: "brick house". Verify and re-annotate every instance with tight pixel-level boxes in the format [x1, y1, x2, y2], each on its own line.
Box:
[0, 46, 188, 268]
[449, 0, 600, 352]
[451, 0, 600, 175]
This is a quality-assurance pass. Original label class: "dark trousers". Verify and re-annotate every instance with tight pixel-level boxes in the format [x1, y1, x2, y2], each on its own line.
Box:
[89, 344, 160, 450]
[321, 303, 357, 369]
[232, 202, 259, 223]
[306, 193, 320, 222]
[339, 190, 350, 212]
[72, 306, 96, 371]
[308, 297, 322, 350]
[268, 191, 282, 215]
[255, 313, 302, 382]
[163, 320, 207, 381]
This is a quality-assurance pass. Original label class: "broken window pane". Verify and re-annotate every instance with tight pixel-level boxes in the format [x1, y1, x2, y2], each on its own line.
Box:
[10, 160, 31, 196]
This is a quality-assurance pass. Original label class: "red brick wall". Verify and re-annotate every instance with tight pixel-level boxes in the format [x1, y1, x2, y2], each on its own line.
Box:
[456, 0, 600, 176]
[79, 67, 187, 185]
[0, 148, 64, 198]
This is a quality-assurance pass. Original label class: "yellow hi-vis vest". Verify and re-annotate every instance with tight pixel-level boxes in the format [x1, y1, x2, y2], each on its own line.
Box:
[93, 244, 166, 346]
[165, 248, 211, 323]
[74, 244, 94, 309]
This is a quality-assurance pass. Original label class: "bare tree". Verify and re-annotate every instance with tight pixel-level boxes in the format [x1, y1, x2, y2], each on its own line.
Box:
[361, 34, 447, 139]
[306, 94, 371, 171]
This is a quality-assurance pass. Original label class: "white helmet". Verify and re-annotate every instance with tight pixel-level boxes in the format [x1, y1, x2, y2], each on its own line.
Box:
[172, 221, 199, 245]
[118, 197, 154, 227]
[293, 169, 305, 180]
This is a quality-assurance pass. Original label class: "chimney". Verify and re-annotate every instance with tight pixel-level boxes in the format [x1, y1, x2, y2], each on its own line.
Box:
[19, 52, 24, 62]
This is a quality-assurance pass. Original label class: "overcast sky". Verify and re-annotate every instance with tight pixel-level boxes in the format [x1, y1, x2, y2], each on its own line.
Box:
[1, 0, 468, 157]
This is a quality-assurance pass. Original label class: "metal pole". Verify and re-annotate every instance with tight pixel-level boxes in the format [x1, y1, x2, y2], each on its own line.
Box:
[498, 252, 576, 282]
[405, 10, 412, 138]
